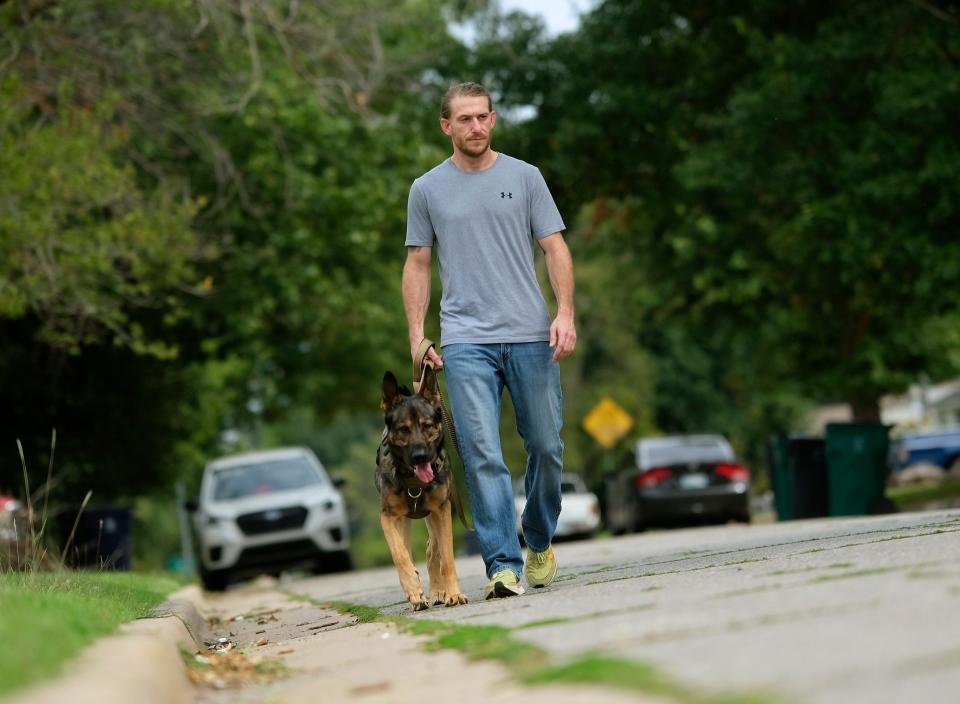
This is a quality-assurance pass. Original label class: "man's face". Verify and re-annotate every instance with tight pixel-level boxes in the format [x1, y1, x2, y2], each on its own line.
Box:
[440, 95, 496, 158]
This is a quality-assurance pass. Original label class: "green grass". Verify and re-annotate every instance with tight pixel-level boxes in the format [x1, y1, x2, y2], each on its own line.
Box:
[408, 620, 548, 674]
[326, 600, 381, 624]
[888, 478, 960, 509]
[325, 600, 780, 703]
[524, 655, 777, 704]
[0, 570, 183, 696]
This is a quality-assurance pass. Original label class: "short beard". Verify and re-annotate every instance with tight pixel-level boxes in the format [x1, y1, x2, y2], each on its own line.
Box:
[457, 135, 489, 158]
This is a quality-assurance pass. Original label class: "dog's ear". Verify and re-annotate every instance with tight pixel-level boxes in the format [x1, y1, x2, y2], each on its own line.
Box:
[418, 365, 441, 405]
[381, 371, 404, 413]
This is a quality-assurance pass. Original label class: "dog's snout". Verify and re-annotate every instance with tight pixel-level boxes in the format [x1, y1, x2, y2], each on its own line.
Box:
[410, 445, 431, 465]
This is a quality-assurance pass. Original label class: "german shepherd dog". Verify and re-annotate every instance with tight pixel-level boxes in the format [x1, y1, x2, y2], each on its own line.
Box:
[377, 366, 468, 611]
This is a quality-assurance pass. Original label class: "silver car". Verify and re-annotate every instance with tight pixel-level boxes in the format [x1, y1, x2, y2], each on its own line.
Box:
[189, 446, 351, 590]
[515, 473, 601, 542]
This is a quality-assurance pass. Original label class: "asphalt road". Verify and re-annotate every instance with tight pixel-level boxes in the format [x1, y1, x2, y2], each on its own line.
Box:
[280, 508, 960, 704]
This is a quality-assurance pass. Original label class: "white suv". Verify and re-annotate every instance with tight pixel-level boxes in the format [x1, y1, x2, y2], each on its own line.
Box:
[189, 446, 351, 590]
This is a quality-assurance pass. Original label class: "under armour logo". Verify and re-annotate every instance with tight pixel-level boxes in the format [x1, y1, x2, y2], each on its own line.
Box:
[500, 192, 513, 199]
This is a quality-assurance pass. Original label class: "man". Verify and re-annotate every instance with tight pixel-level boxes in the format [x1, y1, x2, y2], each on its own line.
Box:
[402, 82, 576, 599]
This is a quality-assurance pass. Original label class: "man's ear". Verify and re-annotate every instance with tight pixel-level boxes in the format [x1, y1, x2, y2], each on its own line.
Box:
[418, 366, 441, 405]
[440, 116, 452, 136]
[381, 372, 404, 413]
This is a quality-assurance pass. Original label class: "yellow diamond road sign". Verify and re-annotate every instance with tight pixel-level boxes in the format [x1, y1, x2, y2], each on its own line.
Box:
[583, 398, 633, 449]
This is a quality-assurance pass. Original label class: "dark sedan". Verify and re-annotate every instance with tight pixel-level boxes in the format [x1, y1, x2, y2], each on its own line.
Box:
[604, 434, 751, 533]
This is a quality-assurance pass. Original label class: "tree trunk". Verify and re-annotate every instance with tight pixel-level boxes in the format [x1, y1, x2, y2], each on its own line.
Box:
[849, 395, 882, 422]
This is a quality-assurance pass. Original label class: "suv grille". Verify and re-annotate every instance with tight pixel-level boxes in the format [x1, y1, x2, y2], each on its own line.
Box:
[236, 505, 308, 535]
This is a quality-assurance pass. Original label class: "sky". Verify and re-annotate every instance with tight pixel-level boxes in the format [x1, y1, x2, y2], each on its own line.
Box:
[450, 0, 598, 44]
[498, 0, 596, 36]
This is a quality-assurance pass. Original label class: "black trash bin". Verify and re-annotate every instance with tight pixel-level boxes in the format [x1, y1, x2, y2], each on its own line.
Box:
[788, 437, 830, 519]
[57, 505, 133, 570]
[768, 434, 830, 520]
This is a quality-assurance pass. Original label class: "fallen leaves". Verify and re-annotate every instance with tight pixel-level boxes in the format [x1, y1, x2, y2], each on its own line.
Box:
[183, 638, 287, 689]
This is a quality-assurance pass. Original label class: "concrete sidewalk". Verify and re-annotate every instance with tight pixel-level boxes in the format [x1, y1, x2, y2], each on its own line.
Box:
[288, 508, 960, 704]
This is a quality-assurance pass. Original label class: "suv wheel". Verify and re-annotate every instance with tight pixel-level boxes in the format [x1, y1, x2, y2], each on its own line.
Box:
[311, 550, 353, 575]
[200, 568, 229, 592]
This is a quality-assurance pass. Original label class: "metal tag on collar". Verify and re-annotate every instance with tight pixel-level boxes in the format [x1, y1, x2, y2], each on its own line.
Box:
[408, 486, 423, 513]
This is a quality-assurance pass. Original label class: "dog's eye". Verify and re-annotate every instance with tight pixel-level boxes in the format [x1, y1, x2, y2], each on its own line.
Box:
[397, 426, 412, 435]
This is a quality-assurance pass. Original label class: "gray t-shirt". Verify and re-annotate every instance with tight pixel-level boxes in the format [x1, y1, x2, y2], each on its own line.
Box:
[405, 154, 565, 345]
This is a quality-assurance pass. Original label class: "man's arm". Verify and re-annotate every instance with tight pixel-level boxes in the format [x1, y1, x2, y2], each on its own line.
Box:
[538, 232, 577, 362]
[402, 246, 443, 366]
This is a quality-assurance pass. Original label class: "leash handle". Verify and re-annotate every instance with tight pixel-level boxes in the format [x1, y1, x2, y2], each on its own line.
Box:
[412, 337, 435, 394]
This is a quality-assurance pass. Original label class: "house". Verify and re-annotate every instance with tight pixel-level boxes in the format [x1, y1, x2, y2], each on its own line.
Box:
[804, 378, 960, 436]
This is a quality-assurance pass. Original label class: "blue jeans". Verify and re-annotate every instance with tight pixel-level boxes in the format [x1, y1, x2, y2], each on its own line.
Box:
[441, 342, 564, 579]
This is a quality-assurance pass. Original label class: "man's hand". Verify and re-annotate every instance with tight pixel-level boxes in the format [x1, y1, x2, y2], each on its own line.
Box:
[410, 338, 444, 368]
[550, 312, 577, 362]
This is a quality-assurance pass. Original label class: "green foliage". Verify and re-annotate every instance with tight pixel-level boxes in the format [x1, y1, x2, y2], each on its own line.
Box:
[0, 77, 198, 355]
[674, 2, 960, 413]
[131, 493, 187, 572]
[0, 0, 465, 500]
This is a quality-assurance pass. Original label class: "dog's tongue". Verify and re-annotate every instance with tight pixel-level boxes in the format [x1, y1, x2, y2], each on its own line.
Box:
[414, 462, 435, 484]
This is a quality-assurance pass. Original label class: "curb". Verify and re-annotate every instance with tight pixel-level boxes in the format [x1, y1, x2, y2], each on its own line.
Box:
[150, 584, 218, 647]
[7, 585, 209, 704]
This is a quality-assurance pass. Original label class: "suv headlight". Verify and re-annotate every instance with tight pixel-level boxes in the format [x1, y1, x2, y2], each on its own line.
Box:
[312, 498, 339, 512]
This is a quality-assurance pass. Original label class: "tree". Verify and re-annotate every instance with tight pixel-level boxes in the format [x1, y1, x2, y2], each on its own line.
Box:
[674, 1, 960, 418]
[0, 78, 199, 356]
[0, 0, 473, 499]
[493, 0, 960, 429]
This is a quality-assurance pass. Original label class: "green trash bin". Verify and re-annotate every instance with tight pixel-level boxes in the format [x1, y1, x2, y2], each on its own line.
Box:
[825, 422, 893, 517]
[767, 434, 794, 521]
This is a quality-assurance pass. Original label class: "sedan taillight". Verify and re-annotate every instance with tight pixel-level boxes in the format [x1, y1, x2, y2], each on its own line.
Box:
[715, 463, 750, 482]
[636, 467, 671, 488]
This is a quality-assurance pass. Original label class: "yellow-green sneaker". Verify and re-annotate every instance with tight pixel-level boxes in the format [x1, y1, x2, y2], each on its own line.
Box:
[524, 545, 557, 588]
[484, 569, 525, 599]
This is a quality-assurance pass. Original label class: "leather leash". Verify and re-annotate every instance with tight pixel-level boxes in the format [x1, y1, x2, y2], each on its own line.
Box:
[413, 338, 472, 530]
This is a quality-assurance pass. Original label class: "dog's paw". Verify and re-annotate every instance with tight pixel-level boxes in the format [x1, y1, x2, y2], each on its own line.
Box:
[409, 594, 430, 611]
[447, 591, 468, 606]
[433, 589, 468, 607]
